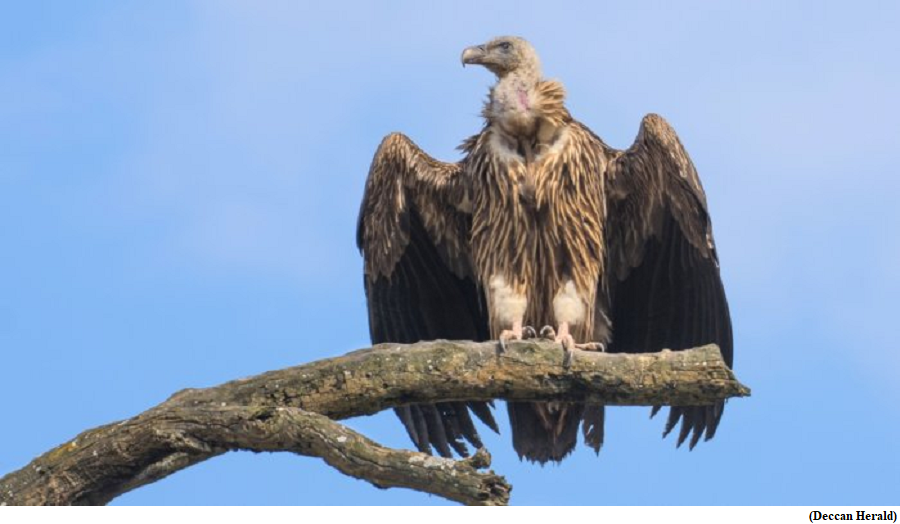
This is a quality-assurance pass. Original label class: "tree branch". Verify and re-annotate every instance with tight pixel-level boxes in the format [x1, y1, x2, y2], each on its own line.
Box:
[0, 340, 749, 506]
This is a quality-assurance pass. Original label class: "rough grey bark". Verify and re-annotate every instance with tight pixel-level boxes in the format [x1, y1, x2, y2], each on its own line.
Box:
[0, 340, 749, 506]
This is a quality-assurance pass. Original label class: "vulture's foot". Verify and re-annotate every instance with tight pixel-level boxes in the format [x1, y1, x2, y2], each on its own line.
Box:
[541, 323, 606, 367]
[499, 321, 535, 353]
[563, 340, 607, 367]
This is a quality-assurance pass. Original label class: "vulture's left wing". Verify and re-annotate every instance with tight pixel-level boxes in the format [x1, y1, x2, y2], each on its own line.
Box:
[357, 133, 496, 458]
[603, 115, 733, 449]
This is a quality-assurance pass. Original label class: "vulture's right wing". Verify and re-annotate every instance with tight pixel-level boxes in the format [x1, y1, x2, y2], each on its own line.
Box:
[357, 133, 497, 458]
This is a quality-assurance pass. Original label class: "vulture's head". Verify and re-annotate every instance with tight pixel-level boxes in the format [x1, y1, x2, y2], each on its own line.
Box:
[461, 36, 541, 79]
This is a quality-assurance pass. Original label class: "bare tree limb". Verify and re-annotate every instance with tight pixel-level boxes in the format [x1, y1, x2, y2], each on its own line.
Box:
[0, 404, 509, 506]
[0, 340, 749, 506]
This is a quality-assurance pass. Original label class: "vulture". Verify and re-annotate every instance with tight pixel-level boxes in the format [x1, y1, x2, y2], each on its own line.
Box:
[357, 36, 733, 464]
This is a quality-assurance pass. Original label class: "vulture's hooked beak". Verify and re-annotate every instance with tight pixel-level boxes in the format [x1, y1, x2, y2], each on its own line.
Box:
[461, 45, 487, 67]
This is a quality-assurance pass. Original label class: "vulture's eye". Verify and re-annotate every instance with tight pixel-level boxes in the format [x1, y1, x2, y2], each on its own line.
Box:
[499, 42, 512, 51]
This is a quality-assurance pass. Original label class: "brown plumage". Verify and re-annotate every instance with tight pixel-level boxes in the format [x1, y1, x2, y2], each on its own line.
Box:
[357, 36, 732, 463]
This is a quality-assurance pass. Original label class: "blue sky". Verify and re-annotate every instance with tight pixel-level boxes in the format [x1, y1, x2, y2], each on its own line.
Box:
[1, 1, 898, 505]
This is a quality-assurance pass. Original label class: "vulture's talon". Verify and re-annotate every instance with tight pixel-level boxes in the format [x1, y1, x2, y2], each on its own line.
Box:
[498, 325, 524, 354]
[562, 346, 576, 368]
[522, 325, 537, 339]
[558, 333, 576, 367]
[539, 325, 556, 340]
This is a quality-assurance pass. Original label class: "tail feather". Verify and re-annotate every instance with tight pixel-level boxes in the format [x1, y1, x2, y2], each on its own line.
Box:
[507, 402, 588, 464]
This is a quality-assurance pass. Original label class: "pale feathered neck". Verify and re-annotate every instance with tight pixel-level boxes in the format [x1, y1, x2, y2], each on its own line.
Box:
[481, 78, 571, 129]
[458, 79, 571, 154]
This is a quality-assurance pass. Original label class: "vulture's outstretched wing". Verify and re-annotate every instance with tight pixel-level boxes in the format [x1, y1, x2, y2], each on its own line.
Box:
[604, 114, 733, 449]
[357, 133, 497, 457]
